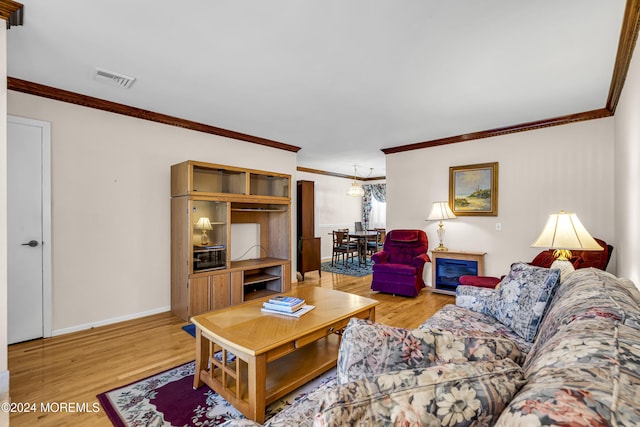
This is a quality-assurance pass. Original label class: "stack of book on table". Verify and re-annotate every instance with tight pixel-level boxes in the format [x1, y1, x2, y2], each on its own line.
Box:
[261, 295, 315, 318]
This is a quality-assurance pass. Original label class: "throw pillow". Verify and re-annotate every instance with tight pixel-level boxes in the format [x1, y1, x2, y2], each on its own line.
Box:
[337, 318, 524, 385]
[456, 285, 496, 316]
[491, 262, 561, 342]
[314, 359, 525, 427]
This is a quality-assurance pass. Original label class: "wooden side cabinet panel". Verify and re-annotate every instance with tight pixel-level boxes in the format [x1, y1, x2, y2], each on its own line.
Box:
[298, 237, 321, 280]
[230, 271, 244, 306]
[281, 262, 292, 293]
[211, 273, 231, 310]
[296, 180, 321, 279]
[171, 197, 190, 321]
[189, 276, 211, 317]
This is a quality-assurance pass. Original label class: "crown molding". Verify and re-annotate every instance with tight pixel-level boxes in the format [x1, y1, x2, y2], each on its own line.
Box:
[6, 0, 637, 158]
[0, 0, 23, 28]
[381, 109, 612, 154]
[297, 166, 385, 181]
[382, 0, 640, 155]
[7, 77, 301, 153]
[607, 0, 640, 112]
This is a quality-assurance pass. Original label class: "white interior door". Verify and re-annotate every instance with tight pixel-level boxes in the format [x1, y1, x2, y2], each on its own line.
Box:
[7, 115, 52, 344]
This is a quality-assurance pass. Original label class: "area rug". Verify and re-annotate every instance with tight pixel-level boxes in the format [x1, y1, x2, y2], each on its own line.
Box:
[320, 258, 372, 277]
[97, 361, 336, 426]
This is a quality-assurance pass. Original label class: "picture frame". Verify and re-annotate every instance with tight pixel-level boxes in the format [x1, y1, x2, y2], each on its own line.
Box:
[449, 162, 498, 216]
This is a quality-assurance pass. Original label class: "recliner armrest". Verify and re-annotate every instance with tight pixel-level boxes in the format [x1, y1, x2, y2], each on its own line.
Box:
[371, 251, 388, 264]
[411, 252, 430, 268]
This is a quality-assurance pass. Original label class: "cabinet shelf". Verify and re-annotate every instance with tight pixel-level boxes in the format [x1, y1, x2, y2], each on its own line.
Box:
[244, 273, 280, 286]
[231, 208, 286, 213]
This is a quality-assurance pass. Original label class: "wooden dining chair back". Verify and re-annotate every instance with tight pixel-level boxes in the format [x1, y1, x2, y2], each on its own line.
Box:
[332, 230, 358, 267]
[366, 228, 386, 256]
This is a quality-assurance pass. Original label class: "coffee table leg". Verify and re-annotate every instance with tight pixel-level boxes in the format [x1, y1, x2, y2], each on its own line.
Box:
[193, 327, 207, 389]
[247, 353, 267, 423]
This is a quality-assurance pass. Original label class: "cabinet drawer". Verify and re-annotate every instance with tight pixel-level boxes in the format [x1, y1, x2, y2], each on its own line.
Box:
[294, 317, 351, 349]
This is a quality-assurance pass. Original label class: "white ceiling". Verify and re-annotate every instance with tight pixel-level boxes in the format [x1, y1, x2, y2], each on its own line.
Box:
[6, 0, 627, 176]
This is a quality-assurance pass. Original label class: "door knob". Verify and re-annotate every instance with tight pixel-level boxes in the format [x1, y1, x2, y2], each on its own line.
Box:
[21, 240, 39, 247]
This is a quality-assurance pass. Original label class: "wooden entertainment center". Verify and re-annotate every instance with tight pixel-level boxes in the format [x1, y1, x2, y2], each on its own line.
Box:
[170, 160, 292, 321]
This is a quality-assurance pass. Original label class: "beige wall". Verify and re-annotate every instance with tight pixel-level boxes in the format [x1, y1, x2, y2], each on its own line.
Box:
[8, 91, 297, 334]
[386, 117, 615, 278]
[296, 171, 386, 260]
[295, 171, 362, 260]
[613, 43, 640, 286]
[1, 24, 9, 416]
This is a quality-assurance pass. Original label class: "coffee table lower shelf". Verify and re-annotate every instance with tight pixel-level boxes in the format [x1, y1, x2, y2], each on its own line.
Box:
[196, 333, 340, 422]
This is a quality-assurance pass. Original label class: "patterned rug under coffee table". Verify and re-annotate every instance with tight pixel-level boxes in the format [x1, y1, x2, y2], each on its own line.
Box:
[97, 361, 336, 426]
[320, 258, 372, 277]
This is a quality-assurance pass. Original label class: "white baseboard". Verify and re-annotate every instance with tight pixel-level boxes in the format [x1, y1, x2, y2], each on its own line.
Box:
[51, 306, 171, 337]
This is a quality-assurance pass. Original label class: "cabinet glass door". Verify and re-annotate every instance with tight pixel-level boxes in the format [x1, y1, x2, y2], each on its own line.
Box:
[193, 166, 246, 194]
[249, 173, 289, 197]
[192, 201, 227, 271]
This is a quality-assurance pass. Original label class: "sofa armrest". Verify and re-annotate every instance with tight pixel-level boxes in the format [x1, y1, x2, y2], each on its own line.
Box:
[456, 285, 496, 316]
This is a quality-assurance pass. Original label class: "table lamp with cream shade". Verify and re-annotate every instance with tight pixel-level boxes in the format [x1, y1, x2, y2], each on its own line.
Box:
[194, 217, 213, 245]
[531, 210, 603, 278]
[427, 201, 457, 252]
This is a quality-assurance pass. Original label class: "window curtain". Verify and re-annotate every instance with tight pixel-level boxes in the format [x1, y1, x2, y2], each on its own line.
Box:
[362, 184, 386, 229]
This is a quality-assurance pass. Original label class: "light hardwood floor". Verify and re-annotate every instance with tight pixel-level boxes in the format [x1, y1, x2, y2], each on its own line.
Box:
[8, 271, 454, 426]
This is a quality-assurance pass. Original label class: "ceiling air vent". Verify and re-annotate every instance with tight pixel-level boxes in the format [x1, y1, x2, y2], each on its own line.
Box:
[93, 68, 136, 89]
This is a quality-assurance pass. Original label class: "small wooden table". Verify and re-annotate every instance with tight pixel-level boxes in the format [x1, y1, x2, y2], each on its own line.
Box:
[191, 286, 378, 423]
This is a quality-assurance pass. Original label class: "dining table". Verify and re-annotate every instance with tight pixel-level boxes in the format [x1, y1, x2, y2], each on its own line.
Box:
[348, 230, 378, 265]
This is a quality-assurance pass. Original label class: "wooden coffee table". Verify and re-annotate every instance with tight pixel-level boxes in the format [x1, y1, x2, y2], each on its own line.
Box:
[191, 286, 378, 423]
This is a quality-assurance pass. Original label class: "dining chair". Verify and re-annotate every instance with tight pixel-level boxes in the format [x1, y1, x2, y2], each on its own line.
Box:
[354, 221, 364, 231]
[332, 230, 359, 267]
[366, 228, 385, 256]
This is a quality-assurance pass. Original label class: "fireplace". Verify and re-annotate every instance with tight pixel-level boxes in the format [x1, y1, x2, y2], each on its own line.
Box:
[434, 257, 479, 293]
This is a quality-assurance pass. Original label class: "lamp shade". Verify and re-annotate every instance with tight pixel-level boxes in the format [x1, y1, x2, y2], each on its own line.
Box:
[427, 202, 457, 221]
[531, 211, 602, 251]
[195, 217, 213, 230]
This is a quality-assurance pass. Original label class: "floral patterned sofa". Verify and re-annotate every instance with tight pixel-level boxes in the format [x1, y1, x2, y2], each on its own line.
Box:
[225, 265, 640, 426]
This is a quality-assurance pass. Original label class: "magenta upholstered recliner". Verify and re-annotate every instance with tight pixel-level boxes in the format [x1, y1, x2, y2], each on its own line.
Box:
[370, 229, 430, 297]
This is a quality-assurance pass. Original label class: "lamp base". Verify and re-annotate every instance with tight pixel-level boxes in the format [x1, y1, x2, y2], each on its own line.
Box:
[433, 244, 448, 252]
[551, 258, 575, 281]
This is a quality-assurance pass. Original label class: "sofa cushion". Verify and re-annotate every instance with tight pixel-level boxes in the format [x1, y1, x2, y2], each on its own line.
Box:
[337, 318, 524, 385]
[497, 319, 640, 426]
[490, 262, 561, 342]
[420, 304, 533, 357]
[314, 359, 525, 427]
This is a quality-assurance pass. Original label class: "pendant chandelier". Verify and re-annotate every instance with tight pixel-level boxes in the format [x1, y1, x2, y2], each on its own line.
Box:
[346, 165, 365, 197]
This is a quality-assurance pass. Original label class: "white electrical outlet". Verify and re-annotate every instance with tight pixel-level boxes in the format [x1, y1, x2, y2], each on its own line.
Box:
[496, 223, 502, 231]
